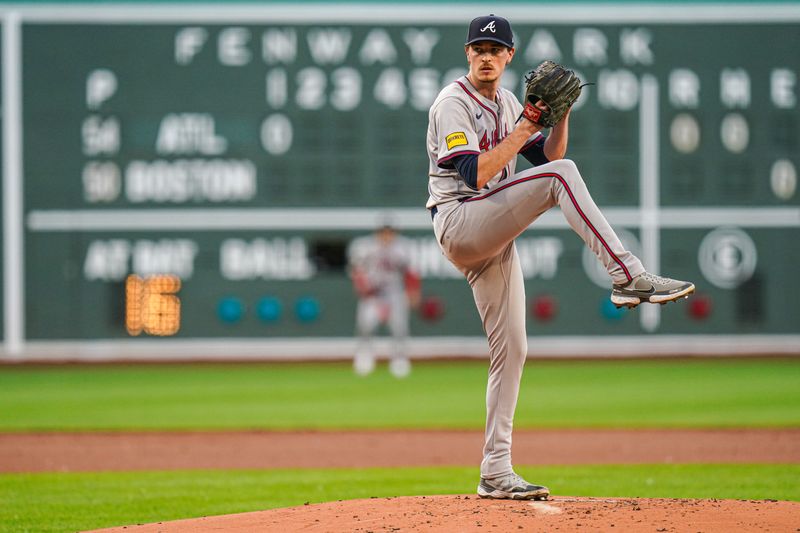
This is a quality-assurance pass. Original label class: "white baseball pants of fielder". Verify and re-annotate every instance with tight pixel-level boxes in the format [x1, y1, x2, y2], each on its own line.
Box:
[354, 295, 410, 375]
[431, 159, 645, 479]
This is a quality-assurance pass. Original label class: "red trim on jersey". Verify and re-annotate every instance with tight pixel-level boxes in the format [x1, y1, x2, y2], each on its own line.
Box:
[518, 134, 544, 154]
[454, 80, 498, 130]
[437, 150, 480, 167]
[462, 172, 633, 283]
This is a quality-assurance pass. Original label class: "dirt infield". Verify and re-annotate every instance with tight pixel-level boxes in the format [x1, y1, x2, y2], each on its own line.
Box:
[5, 429, 798, 532]
[3, 428, 800, 472]
[88, 495, 800, 532]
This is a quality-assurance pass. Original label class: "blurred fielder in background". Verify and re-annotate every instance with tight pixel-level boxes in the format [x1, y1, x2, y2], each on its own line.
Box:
[347, 222, 421, 378]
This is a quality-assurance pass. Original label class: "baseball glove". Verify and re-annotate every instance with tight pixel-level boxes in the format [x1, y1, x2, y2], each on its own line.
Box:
[520, 60, 583, 128]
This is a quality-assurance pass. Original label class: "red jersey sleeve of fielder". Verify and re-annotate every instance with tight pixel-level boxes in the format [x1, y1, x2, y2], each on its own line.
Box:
[404, 270, 421, 292]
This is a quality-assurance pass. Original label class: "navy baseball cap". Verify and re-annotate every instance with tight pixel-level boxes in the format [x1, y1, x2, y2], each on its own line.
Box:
[465, 14, 514, 48]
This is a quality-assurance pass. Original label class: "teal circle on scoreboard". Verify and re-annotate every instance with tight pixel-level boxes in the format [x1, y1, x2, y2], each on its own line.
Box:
[600, 298, 627, 321]
[295, 297, 321, 323]
[257, 297, 283, 323]
[218, 297, 245, 324]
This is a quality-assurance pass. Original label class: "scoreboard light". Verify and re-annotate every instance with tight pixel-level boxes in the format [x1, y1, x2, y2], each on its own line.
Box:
[218, 296, 245, 324]
[530, 294, 558, 322]
[257, 296, 283, 323]
[295, 296, 321, 323]
[688, 293, 713, 320]
[419, 295, 445, 322]
[600, 298, 627, 321]
[125, 274, 181, 336]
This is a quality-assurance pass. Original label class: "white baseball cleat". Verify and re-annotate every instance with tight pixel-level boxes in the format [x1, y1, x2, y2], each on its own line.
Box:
[389, 357, 411, 378]
[353, 352, 376, 376]
[611, 271, 695, 309]
[477, 472, 550, 500]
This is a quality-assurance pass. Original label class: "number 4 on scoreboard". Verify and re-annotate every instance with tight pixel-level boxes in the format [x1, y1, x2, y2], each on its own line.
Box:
[125, 274, 182, 336]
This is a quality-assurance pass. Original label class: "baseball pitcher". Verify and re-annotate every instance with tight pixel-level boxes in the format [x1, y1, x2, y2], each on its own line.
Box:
[348, 223, 421, 378]
[426, 14, 695, 500]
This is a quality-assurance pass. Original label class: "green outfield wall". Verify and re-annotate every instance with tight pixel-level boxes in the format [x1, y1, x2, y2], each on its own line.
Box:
[1, 3, 799, 359]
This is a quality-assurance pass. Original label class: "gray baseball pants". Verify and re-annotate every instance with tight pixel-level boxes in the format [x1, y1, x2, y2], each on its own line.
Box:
[431, 159, 644, 479]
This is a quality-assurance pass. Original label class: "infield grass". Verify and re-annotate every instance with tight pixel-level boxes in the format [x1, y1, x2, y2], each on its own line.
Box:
[2, 464, 799, 532]
[1, 358, 799, 431]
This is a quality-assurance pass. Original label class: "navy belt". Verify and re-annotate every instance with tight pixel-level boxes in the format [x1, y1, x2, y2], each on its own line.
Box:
[429, 205, 438, 220]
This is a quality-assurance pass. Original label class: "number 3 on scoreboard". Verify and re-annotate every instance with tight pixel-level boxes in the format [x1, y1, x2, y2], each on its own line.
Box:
[125, 274, 182, 336]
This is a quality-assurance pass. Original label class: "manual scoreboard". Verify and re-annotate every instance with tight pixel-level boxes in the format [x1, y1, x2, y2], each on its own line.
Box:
[3, 4, 798, 357]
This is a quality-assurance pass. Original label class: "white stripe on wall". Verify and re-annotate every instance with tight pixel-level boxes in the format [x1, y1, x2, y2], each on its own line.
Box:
[12, 334, 800, 361]
[639, 75, 661, 333]
[26, 207, 800, 232]
[3, 4, 800, 24]
[2, 13, 24, 356]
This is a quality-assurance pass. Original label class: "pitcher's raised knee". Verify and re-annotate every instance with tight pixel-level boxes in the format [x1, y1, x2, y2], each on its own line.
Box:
[548, 158, 579, 179]
[547, 159, 586, 192]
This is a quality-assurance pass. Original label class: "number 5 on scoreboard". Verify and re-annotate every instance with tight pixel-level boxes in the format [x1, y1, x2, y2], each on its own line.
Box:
[125, 274, 182, 336]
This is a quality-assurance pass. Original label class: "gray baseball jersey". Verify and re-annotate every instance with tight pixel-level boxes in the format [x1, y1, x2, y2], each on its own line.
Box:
[426, 76, 542, 208]
[426, 76, 644, 479]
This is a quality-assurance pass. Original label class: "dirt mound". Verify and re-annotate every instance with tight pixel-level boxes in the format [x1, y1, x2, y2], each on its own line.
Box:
[89, 495, 799, 532]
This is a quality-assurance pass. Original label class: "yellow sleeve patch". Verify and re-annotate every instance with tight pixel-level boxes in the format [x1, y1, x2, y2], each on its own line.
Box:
[445, 132, 468, 150]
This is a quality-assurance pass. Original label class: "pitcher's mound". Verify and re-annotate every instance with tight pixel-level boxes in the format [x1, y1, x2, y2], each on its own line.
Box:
[91, 495, 799, 532]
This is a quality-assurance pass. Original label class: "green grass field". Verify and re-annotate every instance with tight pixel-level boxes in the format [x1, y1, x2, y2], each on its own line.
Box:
[1, 358, 799, 532]
[1, 358, 799, 430]
[2, 464, 799, 533]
